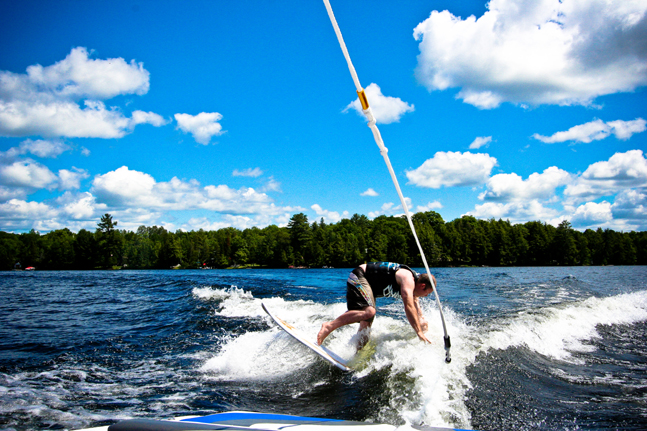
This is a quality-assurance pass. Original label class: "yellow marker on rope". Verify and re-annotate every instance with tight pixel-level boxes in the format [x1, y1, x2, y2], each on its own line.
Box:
[322, 0, 452, 363]
[357, 90, 370, 110]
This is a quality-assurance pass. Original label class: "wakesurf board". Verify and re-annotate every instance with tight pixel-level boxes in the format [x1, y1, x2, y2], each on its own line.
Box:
[261, 302, 351, 372]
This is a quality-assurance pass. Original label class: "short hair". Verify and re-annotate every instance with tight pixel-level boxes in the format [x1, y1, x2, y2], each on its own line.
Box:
[418, 273, 434, 291]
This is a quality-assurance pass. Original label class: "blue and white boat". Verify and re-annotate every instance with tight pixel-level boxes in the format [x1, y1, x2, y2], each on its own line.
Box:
[79, 411, 470, 431]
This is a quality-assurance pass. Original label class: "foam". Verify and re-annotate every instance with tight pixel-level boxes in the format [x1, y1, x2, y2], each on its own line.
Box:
[479, 291, 647, 361]
[198, 287, 647, 430]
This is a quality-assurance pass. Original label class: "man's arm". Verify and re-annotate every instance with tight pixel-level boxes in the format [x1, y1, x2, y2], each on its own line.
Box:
[398, 272, 432, 343]
[414, 297, 429, 333]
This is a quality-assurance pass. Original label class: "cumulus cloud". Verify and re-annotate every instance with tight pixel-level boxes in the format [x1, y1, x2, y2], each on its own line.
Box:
[56, 191, 105, 220]
[0, 160, 88, 198]
[416, 201, 443, 212]
[368, 202, 396, 219]
[467, 200, 560, 224]
[130, 110, 168, 128]
[175, 112, 225, 145]
[469, 136, 492, 149]
[564, 150, 647, 202]
[611, 189, 647, 229]
[0, 159, 57, 189]
[233, 167, 263, 177]
[413, 0, 647, 108]
[361, 188, 379, 197]
[345, 83, 414, 124]
[92, 166, 156, 206]
[259, 176, 281, 193]
[533, 118, 647, 143]
[58, 167, 90, 190]
[311, 204, 349, 224]
[0, 163, 301, 232]
[406, 151, 497, 188]
[464, 150, 647, 229]
[479, 166, 572, 202]
[183, 215, 258, 231]
[0, 199, 59, 231]
[91, 166, 288, 216]
[18, 46, 149, 99]
[367, 197, 414, 219]
[0, 47, 163, 138]
[0, 139, 71, 159]
[570, 201, 613, 229]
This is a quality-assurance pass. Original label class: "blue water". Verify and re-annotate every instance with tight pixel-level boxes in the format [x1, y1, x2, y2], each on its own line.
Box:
[0, 267, 646, 430]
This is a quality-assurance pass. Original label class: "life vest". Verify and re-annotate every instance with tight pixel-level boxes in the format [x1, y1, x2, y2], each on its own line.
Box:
[364, 262, 419, 299]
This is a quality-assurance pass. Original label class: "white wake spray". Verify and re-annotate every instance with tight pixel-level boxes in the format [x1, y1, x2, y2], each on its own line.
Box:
[194, 286, 647, 430]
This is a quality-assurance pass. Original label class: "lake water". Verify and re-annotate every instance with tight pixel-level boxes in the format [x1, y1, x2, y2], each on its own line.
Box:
[0, 266, 646, 430]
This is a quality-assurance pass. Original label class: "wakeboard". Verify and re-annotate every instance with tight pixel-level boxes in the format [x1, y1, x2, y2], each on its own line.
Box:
[261, 302, 351, 372]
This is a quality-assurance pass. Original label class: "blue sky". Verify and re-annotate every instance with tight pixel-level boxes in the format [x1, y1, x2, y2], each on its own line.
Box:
[1, 0, 646, 233]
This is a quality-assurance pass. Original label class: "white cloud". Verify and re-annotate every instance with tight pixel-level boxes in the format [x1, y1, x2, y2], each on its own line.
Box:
[608, 118, 647, 140]
[469, 136, 492, 149]
[56, 191, 105, 220]
[368, 202, 395, 219]
[479, 166, 572, 202]
[570, 201, 613, 228]
[21, 47, 149, 99]
[345, 83, 414, 124]
[413, 0, 647, 108]
[533, 118, 647, 143]
[175, 112, 224, 145]
[91, 166, 289, 217]
[0, 159, 57, 189]
[183, 215, 256, 231]
[416, 201, 443, 212]
[233, 167, 263, 177]
[564, 150, 647, 202]
[0, 139, 71, 159]
[367, 198, 415, 219]
[0, 47, 162, 139]
[130, 110, 168, 128]
[467, 200, 560, 224]
[0, 199, 57, 222]
[462, 150, 647, 229]
[92, 166, 156, 206]
[611, 189, 647, 229]
[259, 176, 281, 193]
[406, 151, 497, 188]
[58, 167, 90, 190]
[361, 188, 379, 197]
[0, 185, 28, 202]
[311, 204, 349, 224]
[0, 162, 304, 231]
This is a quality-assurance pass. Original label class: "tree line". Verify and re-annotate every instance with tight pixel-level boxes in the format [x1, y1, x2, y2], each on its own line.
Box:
[1, 212, 646, 271]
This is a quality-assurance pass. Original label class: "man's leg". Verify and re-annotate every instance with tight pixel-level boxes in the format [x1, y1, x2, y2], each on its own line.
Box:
[356, 317, 374, 350]
[317, 306, 376, 345]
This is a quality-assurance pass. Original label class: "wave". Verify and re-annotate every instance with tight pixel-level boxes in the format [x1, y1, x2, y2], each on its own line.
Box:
[478, 290, 647, 361]
[195, 286, 472, 428]
[195, 287, 647, 430]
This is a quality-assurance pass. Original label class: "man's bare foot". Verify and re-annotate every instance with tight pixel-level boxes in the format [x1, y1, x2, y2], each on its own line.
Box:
[317, 321, 334, 345]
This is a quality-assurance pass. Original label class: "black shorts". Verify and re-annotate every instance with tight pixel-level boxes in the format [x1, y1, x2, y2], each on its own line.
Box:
[346, 267, 376, 310]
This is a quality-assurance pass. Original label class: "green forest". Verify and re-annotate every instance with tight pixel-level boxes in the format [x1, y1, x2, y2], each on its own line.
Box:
[1, 212, 646, 271]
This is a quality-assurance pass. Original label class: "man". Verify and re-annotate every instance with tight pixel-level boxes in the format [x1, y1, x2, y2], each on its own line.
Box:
[317, 262, 436, 349]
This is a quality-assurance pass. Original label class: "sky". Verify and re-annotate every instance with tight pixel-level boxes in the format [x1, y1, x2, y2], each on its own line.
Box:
[0, 0, 646, 234]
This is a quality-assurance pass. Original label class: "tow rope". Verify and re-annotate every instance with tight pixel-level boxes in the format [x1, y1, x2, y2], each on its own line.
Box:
[322, 0, 451, 363]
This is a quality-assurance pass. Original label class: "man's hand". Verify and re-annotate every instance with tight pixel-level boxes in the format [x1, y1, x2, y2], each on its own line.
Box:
[417, 331, 432, 344]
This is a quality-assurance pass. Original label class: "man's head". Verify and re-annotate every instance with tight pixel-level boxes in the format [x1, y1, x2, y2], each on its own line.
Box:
[416, 273, 435, 297]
